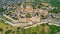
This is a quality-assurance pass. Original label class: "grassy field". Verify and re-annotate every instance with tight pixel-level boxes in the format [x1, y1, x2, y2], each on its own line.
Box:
[23, 24, 51, 34]
[49, 25, 60, 34]
[0, 19, 60, 34]
[23, 23, 60, 34]
[0, 19, 20, 34]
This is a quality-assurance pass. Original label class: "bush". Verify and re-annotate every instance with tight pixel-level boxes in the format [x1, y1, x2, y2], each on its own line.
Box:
[0, 28, 3, 32]
[31, 32, 37, 34]
[26, 13, 31, 18]
[41, 23, 45, 27]
[5, 30, 11, 34]
[17, 27, 20, 30]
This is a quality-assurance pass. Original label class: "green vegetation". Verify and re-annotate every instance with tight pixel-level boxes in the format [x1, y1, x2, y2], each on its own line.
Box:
[0, 19, 9, 25]
[49, 25, 60, 34]
[0, 8, 6, 13]
[26, 13, 31, 18]
[0, 0, 60, 34]
[0, 19, 21, 34]
[12, 16, 18, 20]
[40, 29, 45, 34]
[2, 15, 12, 22]
[23, 23, 60, 34]
[41, 23, 45, 27]
[48, 6, 60, 14]
[5, 30, 11, 34]
[49, 8, 59, 13]
[49, 1, 60, 7]
[44, 1, 60, 13]
[16, 27, 21, 34]
[0, 18, 60, 34]
[0, 28, 3, 32]
[23, 24, 50, 34]
[30, 0, 60, 13]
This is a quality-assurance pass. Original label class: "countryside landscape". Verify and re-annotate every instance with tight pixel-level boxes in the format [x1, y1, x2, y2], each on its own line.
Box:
[0, 0, 60, 34]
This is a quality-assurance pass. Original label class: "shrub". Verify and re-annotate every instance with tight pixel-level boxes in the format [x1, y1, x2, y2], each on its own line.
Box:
[5, 30, 11, 34]
[0, 28, 3, 32]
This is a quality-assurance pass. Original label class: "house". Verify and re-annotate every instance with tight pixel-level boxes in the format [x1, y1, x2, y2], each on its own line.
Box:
[15, 5, 48, 23]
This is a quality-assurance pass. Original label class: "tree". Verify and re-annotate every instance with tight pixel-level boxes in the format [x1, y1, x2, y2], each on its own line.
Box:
[5, 30, 11, 34]
[26, 13, 31, 18]
[0, 8, 6, 12]
[18, 2, 21, 6]
[17, 27, 20, 30]
[0, 8, 6, 15]
[41, 23, 45, 27]
[17, 27, 20, 34]
[31, 32, 37, 34]
[40, 29, 45, 34]
[0, 28, 3, 32]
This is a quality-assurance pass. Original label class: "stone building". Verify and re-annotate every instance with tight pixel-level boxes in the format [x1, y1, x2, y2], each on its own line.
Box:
[16, 5, 48, 23]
